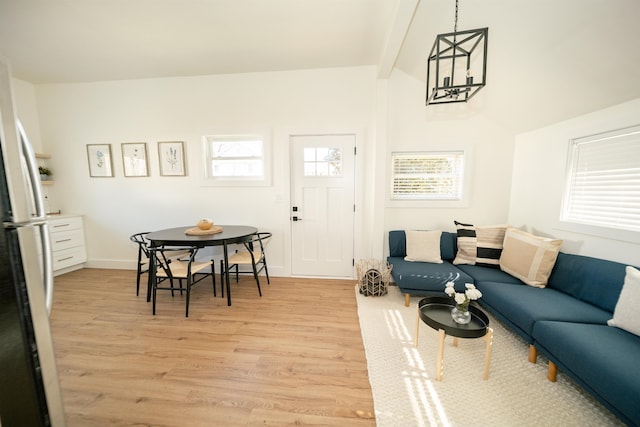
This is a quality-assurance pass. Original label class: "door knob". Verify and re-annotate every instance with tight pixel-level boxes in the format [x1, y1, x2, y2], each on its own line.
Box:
[292, 216, 302, 221]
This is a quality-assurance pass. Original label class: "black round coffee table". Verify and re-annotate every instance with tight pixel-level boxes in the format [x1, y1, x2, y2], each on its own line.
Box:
[414, 296, 494, 381]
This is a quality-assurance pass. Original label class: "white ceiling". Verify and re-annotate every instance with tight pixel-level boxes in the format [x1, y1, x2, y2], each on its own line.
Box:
[1, 0, 640, 133]
[0, 0, 397, 83]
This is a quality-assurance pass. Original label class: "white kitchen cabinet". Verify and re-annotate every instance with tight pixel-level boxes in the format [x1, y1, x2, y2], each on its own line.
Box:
[47, 215, 87, 275]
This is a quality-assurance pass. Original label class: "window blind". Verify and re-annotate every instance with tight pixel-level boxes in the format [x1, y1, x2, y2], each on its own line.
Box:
[563, 126, 640, 232]
[391, 151, 464, 200]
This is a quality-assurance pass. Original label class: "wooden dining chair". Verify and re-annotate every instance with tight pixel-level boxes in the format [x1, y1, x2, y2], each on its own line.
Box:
[129, 232, 151, 297]
[150, 246, 216, 317]
[224, 232, 272, 298]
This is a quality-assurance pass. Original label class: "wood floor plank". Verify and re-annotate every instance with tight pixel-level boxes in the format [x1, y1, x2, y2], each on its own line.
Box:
[49, 269, 375, 426]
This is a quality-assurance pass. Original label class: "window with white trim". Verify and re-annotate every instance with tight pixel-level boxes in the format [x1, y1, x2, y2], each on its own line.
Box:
[391, 151, 465, 200]
[203, 133, 270, 185]
[561, 125, 640, 234]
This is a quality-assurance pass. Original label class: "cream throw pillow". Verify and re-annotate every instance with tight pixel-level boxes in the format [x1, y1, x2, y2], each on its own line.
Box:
[499, 228, 562, 287]
[404, 230, 443, 263]
[608, 266, 640, 336]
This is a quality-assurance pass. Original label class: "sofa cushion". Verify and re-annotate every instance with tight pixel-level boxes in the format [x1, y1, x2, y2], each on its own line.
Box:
[499, 228, 562, 288]
[533, 321, 640, 426]
[547, 252, 628, 313]
[608, 266, 640, 336]
[478, 281, 611, 339]
[404, 230, 443, 263]
[456, 264, 524, 286]
[388, 230, 457, 261]
[452, 221, 507, 268]
[387, 257, 473, 294]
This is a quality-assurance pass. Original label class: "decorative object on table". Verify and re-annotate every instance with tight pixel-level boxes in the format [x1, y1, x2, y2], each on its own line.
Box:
[425, 0, 488, 105]
[196, 218, 214, 230]
[356, 259, 392, 296]
[38, 166, 52, 181]
[121, 142, 149, 177]
[86, 144, 114, 177]
[185, 223, 223, 235]
[445, 281, 482, 324]
[158, 141, 186, 176]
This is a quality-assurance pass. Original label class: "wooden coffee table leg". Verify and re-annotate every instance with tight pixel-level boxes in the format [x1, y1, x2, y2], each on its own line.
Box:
[436, 329, 446, 381]
[483, 327, 494, 380]
[414, 309, 420, 347]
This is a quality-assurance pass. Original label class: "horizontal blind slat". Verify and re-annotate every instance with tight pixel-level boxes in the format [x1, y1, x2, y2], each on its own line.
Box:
[391, 151, 464, 200]
[564, 126, 640, 233]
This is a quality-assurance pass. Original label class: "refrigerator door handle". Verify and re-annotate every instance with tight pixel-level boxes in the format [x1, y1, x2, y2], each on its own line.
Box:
[17, 120, 54, 312]
[39, 221, 54, 313]
[18, 120, 46, 220]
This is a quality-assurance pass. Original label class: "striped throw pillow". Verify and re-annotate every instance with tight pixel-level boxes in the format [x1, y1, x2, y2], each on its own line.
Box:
[453, 221, 507, 268]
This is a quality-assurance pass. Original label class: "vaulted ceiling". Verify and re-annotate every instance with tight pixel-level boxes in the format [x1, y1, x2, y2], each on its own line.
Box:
[0, 0, 396, 82]
[1, 0, 639, 133]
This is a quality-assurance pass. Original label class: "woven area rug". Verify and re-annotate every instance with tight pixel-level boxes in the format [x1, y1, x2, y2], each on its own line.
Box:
[356, 285, 624, 427]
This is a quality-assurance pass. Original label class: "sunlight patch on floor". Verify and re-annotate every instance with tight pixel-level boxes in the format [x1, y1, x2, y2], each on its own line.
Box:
[383, 305, 452, 427]
[383, 308, 413, 341]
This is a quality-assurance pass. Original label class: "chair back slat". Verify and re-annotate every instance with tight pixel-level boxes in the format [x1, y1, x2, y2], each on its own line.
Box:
[224, 231, 272, 299]
[130, 232, 152, 296]
[130, 232, 151, 257]
[149, 245, 216, 317]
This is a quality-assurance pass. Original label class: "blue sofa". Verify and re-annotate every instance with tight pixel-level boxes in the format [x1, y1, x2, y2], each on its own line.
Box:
[388, 229, 640, 426]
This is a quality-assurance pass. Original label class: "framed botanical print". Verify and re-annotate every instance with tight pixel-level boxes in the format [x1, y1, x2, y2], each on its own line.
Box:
[158, 141, 186, 176]
[86, 144, 114, 177]
[122, 142, 149, 177]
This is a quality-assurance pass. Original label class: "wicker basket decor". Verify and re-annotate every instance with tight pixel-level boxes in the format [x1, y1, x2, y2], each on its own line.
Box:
[356, 259, 392, 297]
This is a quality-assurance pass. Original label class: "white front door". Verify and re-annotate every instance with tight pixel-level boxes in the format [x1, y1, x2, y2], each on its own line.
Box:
[290, 134, 355, 277]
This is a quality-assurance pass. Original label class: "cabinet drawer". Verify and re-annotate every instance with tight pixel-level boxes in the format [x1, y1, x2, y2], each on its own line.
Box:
[52, 246, 87, 271]
[48, 217, 83, 232]
[50, 228, 84, 251]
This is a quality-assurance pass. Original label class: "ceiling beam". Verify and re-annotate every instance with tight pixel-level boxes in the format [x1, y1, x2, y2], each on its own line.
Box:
[377, 0, 420, 79]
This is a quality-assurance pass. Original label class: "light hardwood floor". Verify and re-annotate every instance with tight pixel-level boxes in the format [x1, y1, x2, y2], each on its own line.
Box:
[49, 269, 375, 426]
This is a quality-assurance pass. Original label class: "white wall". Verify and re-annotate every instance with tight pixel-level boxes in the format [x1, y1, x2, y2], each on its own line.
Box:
[34, 66, 378, 275]
[12, 78, 43, 151]
[382, 70, 516, 242]
[12, 69, 521, 273]
[22, 65, 637, 273]
[509, 98, 640, 265]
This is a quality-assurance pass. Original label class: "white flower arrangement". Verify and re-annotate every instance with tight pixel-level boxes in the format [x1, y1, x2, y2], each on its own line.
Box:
[444, 281, 482, 309]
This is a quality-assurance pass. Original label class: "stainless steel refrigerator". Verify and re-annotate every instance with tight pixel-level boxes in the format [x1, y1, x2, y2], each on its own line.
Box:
[0, 59, 66, 425]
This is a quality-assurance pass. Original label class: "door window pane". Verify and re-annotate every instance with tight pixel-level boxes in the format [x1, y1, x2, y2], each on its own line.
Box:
[303, 147, 342, 177]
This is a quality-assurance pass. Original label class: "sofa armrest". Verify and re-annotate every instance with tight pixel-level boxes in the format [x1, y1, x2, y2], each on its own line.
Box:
[389, 230, 407, 258]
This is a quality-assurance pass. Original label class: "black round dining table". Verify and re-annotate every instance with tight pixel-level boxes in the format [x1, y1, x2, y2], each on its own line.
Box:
[146, 225, 258, 306]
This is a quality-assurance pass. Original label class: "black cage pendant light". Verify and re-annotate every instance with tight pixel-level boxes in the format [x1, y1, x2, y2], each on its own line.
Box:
[426, 0, 488, 105]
